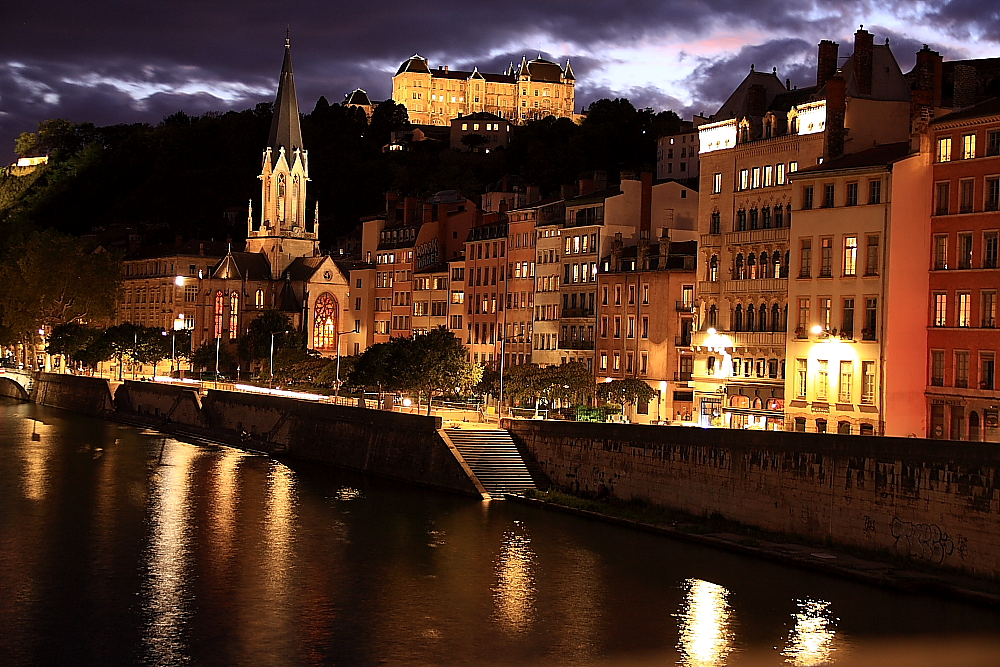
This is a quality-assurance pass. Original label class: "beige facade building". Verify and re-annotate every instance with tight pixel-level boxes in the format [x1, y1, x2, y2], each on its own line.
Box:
[784, 142, 927, 436]
[691, 29, 914, 430]
[392, 55, 576, 126]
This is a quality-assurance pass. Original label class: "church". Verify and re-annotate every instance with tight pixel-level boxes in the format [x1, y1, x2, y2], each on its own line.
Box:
[117, 39, 353, 360]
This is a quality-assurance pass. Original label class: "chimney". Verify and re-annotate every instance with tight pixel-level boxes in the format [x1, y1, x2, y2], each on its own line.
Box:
[578, 175, 596, 196]
[824, 75, 847, 160]
[403, 196, 419, 224]
[854, 28, 874, 96]
[910, 45, 943, 124]
[816, 40, 839, 89]
[560, 183, 578, 200]
[636, 231, 650, 269]
[658, 228, 672, 268]
[953, 63, 977, 109]
[747, 83, 767, 117]
[199, 243, 205, 256]
[526, 184, 542, 203]
[422, 203, 433, 224]
[640, 172, 652, 234]
[611, 233, 624, 272]
[593, 170, 607, 191]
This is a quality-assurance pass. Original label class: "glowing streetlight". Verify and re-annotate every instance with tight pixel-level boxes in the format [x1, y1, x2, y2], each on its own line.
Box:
[811, 325, 824, 335]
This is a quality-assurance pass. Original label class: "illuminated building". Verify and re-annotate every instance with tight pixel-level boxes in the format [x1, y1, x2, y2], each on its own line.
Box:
[392, 54, 576, 126]
[118, 39, 353, 361]
[656, 118, 707, 180]
[362, 191, 485, 345]
[344, 88, 377, 119]
[926, 97, 1000, 441]
[691, 29, 914, 429]
[784, 142, 926, 436]
[450, 112, 510, 152]
[595, 234, 697, 423]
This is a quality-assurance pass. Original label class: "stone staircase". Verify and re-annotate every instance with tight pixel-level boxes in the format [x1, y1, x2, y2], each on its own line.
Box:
[445, 429, 536, 496]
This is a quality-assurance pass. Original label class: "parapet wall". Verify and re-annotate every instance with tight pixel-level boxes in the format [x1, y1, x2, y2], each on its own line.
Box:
[504, 419, 1000, 578]
[32, 372, 114, 415]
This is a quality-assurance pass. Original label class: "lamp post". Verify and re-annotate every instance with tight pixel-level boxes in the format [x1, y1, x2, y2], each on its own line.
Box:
[270, 330, 289, 386]
[497, 334, 528, 419]
[334, 330, 351, 399]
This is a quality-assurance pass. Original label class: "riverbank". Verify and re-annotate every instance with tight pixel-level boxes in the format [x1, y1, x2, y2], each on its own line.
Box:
[512, 489, 1000, 608]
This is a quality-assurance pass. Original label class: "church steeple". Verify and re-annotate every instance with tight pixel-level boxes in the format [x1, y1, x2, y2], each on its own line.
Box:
[248, 36, 318, 278]
[267, 36, 304, 166]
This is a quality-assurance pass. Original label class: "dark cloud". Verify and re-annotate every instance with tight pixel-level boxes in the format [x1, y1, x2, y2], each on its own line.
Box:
[0, 1, 996, 159]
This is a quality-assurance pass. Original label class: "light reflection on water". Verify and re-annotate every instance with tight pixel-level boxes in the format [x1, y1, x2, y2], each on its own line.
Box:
[492, 521, 536, 634]
[142, 440, 199, 666]
[783, 598, 841, 666]
[3, 402, 1000, 667]
[676, 578, 734, 666]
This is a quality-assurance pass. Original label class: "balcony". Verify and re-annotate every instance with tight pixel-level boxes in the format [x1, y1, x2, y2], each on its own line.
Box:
[698, 280, 721, 295]
[675, 301, 696, 312]
[558, 339, 595, 350]
[722, 277, 788, 294]
[561, 308, 595, 318]
[724, 227, 789, 246]
[732, 331, 786, 348]
[673, 371, 693, 382]
[674, 335, 693, 347]
[700, 233, 723, 248]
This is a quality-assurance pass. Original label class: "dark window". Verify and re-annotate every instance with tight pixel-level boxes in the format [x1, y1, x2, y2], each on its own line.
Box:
[846, 182, 859, 206]
[936, 182, 950, 215]
[710, 211, 721, 235]
[749, 208, 759, 229]
[842, 298, 855, 339]
[989, 130, 1000, 156]
[988, 178, 1000, 212]
[802, 186, 814, 210]
[774, 205, 784, 228]
[761, 206, 771, 228]
[863, 297, 877, 340]
[868, 179, 882, 204]
[736, 209, 747, 231]
[985, 231, 998, 268]
[823, 183, 835, 208]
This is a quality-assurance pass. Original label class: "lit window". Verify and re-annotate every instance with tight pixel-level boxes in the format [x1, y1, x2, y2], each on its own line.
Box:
[962, 133, 976, 160]
[937, 136, 952, 162]
[934, 293, 947, 327]
[843, 236, 857, 276]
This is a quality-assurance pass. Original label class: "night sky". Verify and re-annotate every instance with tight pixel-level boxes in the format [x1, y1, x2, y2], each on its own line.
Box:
[2, 2, 997, 160]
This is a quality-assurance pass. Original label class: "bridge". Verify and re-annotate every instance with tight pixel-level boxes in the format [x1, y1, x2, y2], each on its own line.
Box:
[0, 370, 33, 400]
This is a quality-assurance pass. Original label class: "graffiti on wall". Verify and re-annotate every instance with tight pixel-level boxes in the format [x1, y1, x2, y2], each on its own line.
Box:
[890, 517, 954, 564]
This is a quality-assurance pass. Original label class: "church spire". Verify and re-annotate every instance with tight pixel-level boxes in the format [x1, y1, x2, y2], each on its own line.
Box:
[267, 36, 304, 166]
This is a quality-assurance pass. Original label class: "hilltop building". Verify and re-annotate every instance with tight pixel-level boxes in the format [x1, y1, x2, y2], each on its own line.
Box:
[392, 54, 576, 126]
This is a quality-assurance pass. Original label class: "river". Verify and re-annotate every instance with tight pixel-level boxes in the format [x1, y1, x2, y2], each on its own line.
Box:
[1, 399, 999, 667]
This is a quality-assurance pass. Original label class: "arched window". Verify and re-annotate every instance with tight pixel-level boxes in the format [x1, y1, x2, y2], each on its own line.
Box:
[759, 252, 770, 278]
[710, 211, 721, 234]
[292, 175, 300, 225]
[749, 208, 759, 230]
[214, 290, 224, 339]
[747, 304, 756, 332]
[736, 209, 747, 231]
[774, 205, 784, 228]
[772, 250, 782, 278]
[312, 292, 339, 350]
[735, 254, 745, 279]
[771, 303, 781, 332]
[255, 289, 264, 307]
[229, 292, 239, 340]
[734, 304, 744, 331]
[761, 206, 772, 228]
[276, 174, 286, 222]
[747, 253, 757, 279]
[709, 255, 719, 281]
[708, 304, 718, 328]
[758, 302, 767, 331]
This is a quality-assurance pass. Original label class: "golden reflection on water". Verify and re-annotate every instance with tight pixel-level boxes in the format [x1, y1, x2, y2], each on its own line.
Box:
[783, 598, 839, 666]
[492, 523, 536, 634]
[209, 449, 244, 564]
[263, 462, 297, 577]
[144, 441, 198, 665]
[677, 578, 734, 667]
[21, 422, 49, 501]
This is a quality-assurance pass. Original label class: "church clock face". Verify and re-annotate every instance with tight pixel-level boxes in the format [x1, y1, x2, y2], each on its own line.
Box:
[323, 270, 332, 280]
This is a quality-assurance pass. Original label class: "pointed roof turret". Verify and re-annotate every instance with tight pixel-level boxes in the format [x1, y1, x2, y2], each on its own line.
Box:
[267, 37, 304, 166]
[564, 59, 576, 80]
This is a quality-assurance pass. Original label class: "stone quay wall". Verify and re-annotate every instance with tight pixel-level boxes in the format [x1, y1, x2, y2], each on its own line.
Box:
[504, 419, 1000, 579]
[18, 374, 485, 498]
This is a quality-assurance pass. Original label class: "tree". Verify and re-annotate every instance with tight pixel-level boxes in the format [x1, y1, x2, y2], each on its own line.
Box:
[542, 361, 596, 407]
[406, 327, 475, 414]
[460, 133, 489, 152]
[190, 340, 235, 375]
[597, 378, 657, 416]
[0, 229, 121, 347]
[348, 336, 410, 399]
[236, 309, 295, 373]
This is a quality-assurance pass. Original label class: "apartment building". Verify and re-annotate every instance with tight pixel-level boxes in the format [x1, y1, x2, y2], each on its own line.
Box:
[596, 234, 697, 423]
[785, 142, 927, 436]
[532, 203, 567, 367]
[926, 98, 1000, 441]
[464, 219, 507, 364]
[692, 29, 914, 429]
[657, 118, 707, 180]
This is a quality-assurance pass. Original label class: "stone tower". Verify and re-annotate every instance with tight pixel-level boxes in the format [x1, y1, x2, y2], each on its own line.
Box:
[246, 37, 319, 277]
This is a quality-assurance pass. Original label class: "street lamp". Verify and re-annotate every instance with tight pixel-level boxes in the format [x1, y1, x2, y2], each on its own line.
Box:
[334, 330, 351, 399]
[497, 333, 528, 419]
[270, 330, 289, 385]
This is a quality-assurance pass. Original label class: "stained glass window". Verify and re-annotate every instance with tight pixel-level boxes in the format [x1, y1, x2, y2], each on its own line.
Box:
[313, 292, 338, 350]
[214, 291, 223, 339]
[229, 292, 239, 340]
